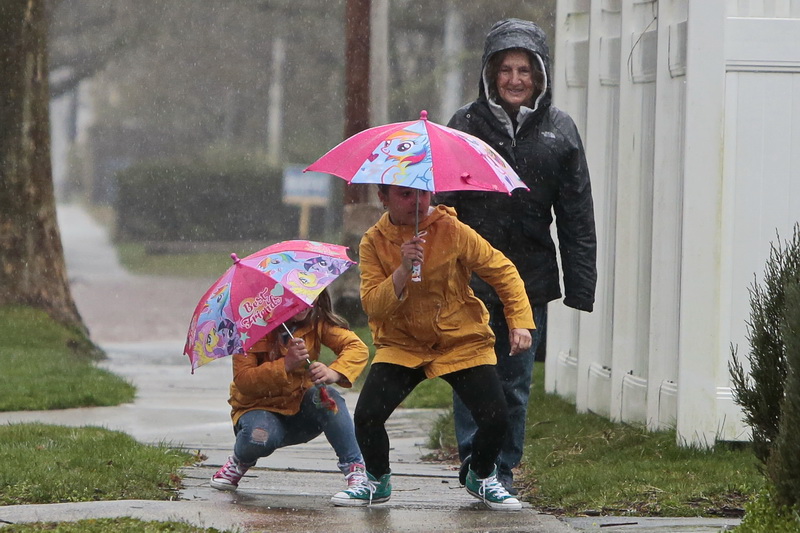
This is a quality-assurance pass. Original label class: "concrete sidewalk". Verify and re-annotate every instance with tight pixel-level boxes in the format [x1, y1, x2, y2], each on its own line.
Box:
[0, 204, 740, 532]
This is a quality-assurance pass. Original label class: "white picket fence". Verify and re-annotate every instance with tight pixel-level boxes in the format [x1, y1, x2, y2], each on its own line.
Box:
[548, 0, 800, 447]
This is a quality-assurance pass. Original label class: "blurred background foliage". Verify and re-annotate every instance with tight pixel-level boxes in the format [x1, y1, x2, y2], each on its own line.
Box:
[49, 0, 555, 242]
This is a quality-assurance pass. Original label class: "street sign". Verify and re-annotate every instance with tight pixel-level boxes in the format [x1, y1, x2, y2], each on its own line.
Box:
[282, 165, 332, 238]
[283, 165, 330, 207]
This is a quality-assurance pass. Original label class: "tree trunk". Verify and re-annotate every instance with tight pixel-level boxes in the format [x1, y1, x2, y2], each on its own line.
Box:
[0, 0, 86, 331]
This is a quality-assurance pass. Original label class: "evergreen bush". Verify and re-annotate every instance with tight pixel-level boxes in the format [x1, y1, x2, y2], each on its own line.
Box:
[765, 279, 800, 507]
[729, 225, 800, 466]
[729, 224, 800, 507]
[735, 490, 800, 533]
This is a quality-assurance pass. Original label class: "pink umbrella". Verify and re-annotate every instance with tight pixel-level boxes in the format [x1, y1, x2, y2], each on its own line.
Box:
[305, 110, 526, 197]
[183, 240, 355, 373]
[305, 110, 527, 279]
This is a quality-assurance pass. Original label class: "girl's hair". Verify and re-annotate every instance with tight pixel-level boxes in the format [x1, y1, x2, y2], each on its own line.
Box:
[291, 288, 349, 330]
[269, 289, 350, 360]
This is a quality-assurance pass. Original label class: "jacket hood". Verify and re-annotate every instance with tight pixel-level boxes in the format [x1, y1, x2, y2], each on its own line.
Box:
[479, 18, 552, 121]
[374, 204, 455, 244]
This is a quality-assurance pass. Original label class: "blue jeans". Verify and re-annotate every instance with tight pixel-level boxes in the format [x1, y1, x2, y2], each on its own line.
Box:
[453, 303, 547, 479]
[233, 386, 363, 474]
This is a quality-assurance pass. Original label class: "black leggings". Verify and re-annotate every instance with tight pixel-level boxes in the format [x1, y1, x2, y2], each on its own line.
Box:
[353, 363, 508, 479]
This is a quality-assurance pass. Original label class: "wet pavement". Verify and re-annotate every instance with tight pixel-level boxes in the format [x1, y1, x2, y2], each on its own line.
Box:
[0, 204, 741, 532]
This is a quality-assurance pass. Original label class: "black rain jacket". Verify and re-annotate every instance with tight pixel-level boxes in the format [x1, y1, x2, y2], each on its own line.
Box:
[439, 18, 597, 312]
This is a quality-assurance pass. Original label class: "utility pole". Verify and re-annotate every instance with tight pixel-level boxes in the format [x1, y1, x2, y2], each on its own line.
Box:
[267, 35, 286, 166]
[370, 0, 389, 126]
[338, 0, 379, 325]
[440, 2, 464, 121]
[343, 0, 371, 205]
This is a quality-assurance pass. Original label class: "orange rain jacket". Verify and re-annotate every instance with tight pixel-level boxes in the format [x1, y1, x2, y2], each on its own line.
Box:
[227, 320, 368, 425]
[359, 204, 535, 378]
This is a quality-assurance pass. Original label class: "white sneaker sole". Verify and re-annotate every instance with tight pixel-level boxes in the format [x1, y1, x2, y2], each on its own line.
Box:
[210, 478, 238, 491]
[466, 489, 522, 511]
[330, 492, 390, 506]
[480, 499, 522, 511]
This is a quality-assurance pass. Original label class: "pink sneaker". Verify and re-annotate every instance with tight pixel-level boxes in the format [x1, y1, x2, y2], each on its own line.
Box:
[210, 456, 250, 491]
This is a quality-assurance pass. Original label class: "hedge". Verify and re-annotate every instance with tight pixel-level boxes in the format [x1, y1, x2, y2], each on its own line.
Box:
[114, 158, 300, 243]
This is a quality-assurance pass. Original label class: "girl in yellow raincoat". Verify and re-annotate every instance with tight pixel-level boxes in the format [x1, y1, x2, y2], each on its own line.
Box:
[335, 184, 535, 511]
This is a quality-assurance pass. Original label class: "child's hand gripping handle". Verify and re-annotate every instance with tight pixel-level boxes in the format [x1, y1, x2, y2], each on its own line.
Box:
[282, 323, 338, 414]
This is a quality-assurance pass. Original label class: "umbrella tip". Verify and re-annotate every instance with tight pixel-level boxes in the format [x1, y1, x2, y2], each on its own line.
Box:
[231, 253, 240, 264]
[461, 172, 470, 182]
[420, 110, 428, 120]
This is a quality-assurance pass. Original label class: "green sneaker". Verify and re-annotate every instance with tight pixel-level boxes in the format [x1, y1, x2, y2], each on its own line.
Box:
[465, 465, 522, 511]
[330, 469, 391, 506]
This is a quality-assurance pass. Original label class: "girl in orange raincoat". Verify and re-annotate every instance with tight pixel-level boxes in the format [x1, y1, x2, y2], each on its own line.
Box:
[210, 289, 370, 506]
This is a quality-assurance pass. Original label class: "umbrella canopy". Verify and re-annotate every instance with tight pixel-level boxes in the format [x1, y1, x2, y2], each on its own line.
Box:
[304, 110, 527, 195]
[184, 240, 355, 372]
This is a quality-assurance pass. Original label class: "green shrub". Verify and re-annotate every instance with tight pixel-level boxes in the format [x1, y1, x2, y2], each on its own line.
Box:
[730, 225, 800, 468]
[735, 490, 800, 533]
[114, 155, 299, 243]
[766, 279, 800, 507]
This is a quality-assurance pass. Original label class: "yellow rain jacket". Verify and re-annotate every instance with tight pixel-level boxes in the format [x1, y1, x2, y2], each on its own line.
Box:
[227, 320, 368, 425]
[359, 204, 534, 378]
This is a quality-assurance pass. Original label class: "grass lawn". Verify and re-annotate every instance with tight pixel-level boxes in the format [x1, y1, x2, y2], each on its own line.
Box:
[0, 306, 135, 411]
[116, 242, 267, 278]
[0, 423, 193, 505]
[0, 304, 226, 531]
[0, 518, 227, 532]
[425, 363, 764, 517]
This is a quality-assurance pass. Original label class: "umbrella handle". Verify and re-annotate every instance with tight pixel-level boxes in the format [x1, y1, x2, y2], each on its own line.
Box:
[412, 190, 422, 282]
[302, 353, 339, 414]
[411, 263, 421, 283]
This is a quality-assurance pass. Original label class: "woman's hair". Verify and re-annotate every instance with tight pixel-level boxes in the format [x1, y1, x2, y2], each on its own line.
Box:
[485, 48, 545, 103]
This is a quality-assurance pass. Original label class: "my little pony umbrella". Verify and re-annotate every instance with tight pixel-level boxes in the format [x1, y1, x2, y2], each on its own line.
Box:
[183, 240, 355, 373]
[304, 110, 528, 229]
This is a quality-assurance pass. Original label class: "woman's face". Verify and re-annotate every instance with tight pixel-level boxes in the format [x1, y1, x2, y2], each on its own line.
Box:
[379, 186, 431, 227]
[494, 50, 536, 112]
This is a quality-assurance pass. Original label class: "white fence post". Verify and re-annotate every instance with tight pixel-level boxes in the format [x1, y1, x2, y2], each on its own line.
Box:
[550, 0, 800, 447]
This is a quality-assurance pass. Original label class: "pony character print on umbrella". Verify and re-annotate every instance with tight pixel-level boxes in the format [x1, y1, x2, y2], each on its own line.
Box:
[184, 240, 356, 373]
[355, 121, 434, 189]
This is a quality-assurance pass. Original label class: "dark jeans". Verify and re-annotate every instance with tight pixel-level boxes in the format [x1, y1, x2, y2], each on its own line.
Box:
[453, 304, 547, 480]
[354, 362, 508, 479]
